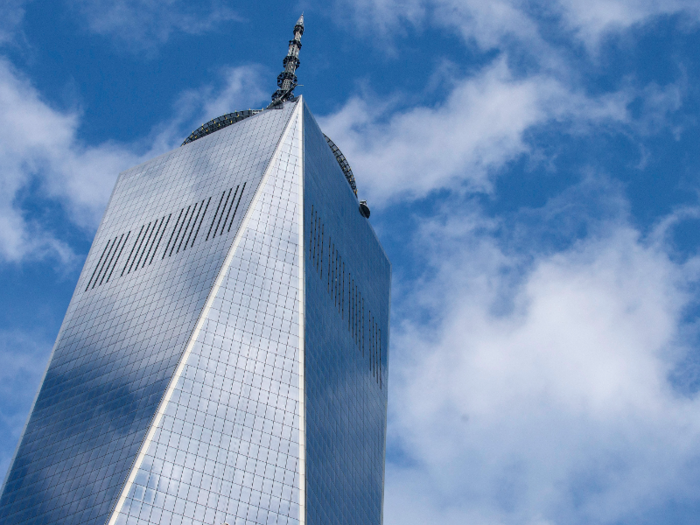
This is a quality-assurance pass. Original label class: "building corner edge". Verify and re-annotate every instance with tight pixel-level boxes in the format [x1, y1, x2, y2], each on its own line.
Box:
[296, 97, 307, 525]
[105, 100, 303, 525]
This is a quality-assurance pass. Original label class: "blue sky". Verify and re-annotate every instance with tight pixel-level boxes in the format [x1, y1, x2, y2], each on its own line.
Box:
[2, 0, 700, 523]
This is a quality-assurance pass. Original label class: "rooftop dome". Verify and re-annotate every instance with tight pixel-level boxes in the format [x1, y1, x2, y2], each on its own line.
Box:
[181, 108, 358, 197]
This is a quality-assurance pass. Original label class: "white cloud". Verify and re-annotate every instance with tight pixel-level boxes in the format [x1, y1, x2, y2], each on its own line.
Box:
[432, 0, 545, 52]
[145, 64, 269, 152]
[557, 0, 700, 48]
[189, 65, 268, 126]
[0, 58, 266, 263]
[2, 0, 239, 54]
[330, 0, 426, 36]
[316, 2, 696, 519]
[67, 0, 239, 52]
[384, 191, 700, 524]
[333, 0, 700, 52]
[429, 0, 700, 51]
[319, 59, 632, 203]
[0, 58, 132, 262]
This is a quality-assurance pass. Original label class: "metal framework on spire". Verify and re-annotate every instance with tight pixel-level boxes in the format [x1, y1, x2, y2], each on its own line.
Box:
[268, 14, 304, 108]
[181, 110, 263, 146]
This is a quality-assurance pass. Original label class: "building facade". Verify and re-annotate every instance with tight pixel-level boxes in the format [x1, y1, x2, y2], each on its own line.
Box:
[0, 95, 390, 525]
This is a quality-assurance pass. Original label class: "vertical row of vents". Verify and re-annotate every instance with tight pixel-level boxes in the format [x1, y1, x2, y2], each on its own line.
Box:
[309, 205, 383, 388]
[84, 183, 247, 292]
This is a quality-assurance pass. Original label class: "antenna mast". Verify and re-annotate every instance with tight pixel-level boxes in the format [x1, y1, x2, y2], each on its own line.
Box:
[268, 14, 304, 108]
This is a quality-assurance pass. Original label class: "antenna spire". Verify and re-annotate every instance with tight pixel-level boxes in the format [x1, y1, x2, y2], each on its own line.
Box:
[268, 14, 304, 107]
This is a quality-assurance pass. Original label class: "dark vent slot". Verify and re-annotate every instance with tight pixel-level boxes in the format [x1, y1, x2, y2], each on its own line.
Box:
[315, 214, 319, 268]
[206, 191, 226, 241]
[361, 297, 365, 357]
[351, 280, 354, 339]
[151, 215, 170, 265]
[376, 324, 381, 385]
[335, 250, 340, 309]
[227, 182, 246, 232]
[355, 284, 358, 341]
[373, 319, 378, 379]
[354, 284, 358, 345]
[374, 318, 378, 379]
[316, 214, 321, 270]
[356, 286, 360, 347]
[212, 188, 232, 240]
[350, 279, 354, 339]
[183, 200, 205, 252]
[310, 205, 315, 262]
[336, 252, 341, 312]
[371, 315, 378, 381]
[128, 222, 152, 274]
[170, 206, 192, 257]
[121, 225, 145, 277]
[348, 274, 352, 334]
[190, 198, 210, 247]
[220, 186, 239, 236]
[177, 203, 197, 254]
[375, 321, 379, 382]
[331, 244, 336, 301]
[327, 237, 331, 291]
[353, 282, 358, 344]
[85, 240, 112, 291]
[357, 287, 361, 348]
[99, 234, 125, 287]
[107, 231, 130, 282]
[163, 208, 185, 259]
[84, 184, 250, 294]
[378, 328, 382, 389]
[334, 251, 338, 309]
[142, 217, 164, 268]
[311, 210, 316, 264]
[377, 324, 380, 382]
[93, 238, 117, 289]
[369, 314, 373, 375]
[356, 285, 359, 345]
[133, 221, 155, 271]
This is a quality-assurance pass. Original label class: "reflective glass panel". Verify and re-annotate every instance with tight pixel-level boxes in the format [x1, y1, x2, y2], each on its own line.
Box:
[303, 103, 391, 525]
[0, 103, 298, 525]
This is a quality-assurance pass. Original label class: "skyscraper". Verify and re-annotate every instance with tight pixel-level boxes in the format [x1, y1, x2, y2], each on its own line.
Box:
[0, 16, 390, 525]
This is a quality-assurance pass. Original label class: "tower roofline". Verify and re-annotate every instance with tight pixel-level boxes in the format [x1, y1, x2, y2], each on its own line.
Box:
[178, 19, 360, 200]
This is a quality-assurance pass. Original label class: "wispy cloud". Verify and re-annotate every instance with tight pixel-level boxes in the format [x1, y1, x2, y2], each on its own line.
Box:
[384, 178, 700, 524]
[334, 0, 700, 51]
[0, 58, 267, 263]
[67, 0, 240, 53]
[0, 0, 29, 45]
[0, 58, 130, 262]
[319, 58, 664, 203]
[556, 0, 700, 48]
[315, 2, 700, 522]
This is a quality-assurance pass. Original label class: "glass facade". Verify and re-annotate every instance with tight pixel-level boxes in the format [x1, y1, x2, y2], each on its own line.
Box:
[0, 98, 390, 525]
[303, 105, 390, 525]
[113, 108, 303, 525]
